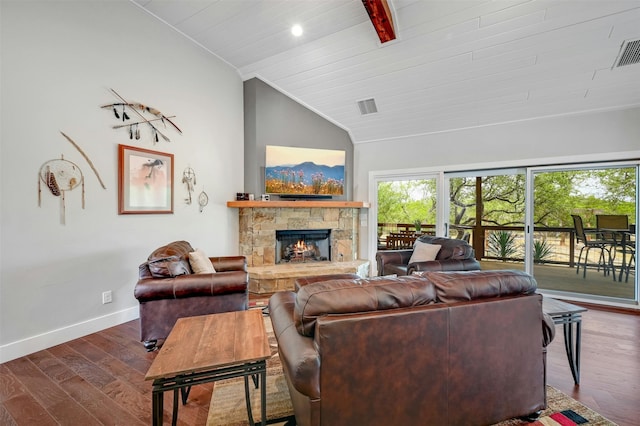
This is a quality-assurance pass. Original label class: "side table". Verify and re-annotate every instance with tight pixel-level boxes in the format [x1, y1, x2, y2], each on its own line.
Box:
[145, 310, 270, 425]
[542, 297, 587, 385]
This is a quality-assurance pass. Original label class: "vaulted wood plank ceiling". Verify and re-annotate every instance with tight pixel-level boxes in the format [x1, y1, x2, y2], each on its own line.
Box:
[133, 0, 640, 144]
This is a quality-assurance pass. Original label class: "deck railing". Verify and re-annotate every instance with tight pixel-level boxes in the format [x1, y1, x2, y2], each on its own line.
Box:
[377, 223, 633, 269]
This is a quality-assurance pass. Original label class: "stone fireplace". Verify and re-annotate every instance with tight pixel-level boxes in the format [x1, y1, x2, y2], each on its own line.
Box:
[228, 200, 370, 293]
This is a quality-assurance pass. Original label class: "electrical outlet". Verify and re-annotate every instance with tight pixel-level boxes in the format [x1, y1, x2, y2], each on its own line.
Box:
[102, 290, 112, 304]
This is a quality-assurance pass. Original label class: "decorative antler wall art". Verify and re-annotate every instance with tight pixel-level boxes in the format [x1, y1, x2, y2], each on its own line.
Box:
[101, 88, 182, 144]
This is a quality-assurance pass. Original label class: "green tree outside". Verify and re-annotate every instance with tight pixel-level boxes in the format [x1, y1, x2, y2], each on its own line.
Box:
[378, 167, 636, 234]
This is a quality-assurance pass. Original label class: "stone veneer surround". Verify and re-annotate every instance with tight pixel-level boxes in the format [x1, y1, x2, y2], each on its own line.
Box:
[238, 205, 360, 266]
[228, 201, 370, 293]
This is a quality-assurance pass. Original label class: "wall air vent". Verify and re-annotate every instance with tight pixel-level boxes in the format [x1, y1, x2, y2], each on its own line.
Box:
[613, 39, 640, 68]
[357, 98, 378, 115]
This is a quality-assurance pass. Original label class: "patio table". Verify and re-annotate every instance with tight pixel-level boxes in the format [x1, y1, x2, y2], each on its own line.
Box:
[600, 228, 635, 282]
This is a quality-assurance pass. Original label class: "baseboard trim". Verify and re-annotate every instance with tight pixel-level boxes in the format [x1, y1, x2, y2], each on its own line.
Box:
[0, 307, 139, 363]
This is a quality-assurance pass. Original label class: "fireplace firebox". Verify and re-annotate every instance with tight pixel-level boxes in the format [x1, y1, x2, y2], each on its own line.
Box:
[275, 229, 331, 264]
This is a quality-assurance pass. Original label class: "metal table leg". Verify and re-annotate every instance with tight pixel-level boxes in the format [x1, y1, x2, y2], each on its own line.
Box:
[244, 375, 255, 426]
[260, 369, 266, 425]
[243, 362, 267, 426]
[559, 313, 582, 385]
[152, 388, 164, 426]
[544, 298, 587, 387]
[151, 360, 267, 425]
[171, 389, 179, 426]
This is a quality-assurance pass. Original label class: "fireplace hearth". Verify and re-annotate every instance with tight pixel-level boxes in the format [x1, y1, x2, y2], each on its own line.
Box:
[276, 229, 331, 263]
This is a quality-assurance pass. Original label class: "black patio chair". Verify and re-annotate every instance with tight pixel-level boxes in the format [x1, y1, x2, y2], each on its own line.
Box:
[572, 215, 613, 278]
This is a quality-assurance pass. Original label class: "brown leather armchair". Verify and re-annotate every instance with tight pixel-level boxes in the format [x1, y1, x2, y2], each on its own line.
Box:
[134, 241, 248, 351]
[376, 235, 480, 276]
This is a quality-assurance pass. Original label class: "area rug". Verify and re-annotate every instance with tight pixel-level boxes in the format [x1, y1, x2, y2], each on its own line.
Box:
[494, 386, 617, 425]
[207, 316, 616, 426]
[206, 314, 295, 426]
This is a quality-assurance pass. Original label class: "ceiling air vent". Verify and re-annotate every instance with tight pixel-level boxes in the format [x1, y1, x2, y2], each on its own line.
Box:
[357, 98, 378, 115]
[613, 39, 640, 68]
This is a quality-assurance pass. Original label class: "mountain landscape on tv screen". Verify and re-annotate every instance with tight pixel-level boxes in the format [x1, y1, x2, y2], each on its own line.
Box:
[265, 161, 345, 195]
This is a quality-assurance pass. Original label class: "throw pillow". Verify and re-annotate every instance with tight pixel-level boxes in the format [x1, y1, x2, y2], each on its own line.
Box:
[189, 248, 216, 274]
[408, 241, 441, 264]
[147, 256, 191, 278]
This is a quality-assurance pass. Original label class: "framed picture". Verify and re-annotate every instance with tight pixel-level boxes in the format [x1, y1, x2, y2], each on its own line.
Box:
[118, 144, 173, 214]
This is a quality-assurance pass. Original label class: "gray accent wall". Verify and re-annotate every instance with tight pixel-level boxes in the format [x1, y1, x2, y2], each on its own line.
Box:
[244, 78, 353, 200]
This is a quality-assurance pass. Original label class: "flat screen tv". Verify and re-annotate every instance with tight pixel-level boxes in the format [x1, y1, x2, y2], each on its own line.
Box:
[265, 145, 345, 197]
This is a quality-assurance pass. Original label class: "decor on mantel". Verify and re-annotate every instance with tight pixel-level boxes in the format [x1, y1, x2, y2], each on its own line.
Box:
[101, 88, 182, 144]
[38, 156, 84, 225]
[227, 200, 369, 208]
[118, 144, 173, 214]
[181, 166, 196, 205]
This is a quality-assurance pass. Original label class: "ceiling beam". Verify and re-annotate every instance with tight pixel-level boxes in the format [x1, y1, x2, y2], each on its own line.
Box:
[361, 0, 396, 43]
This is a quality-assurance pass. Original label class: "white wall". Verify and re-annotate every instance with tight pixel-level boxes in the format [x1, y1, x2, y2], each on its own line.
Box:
[0, 1, 244, 362]
[354, 107, 640, 263]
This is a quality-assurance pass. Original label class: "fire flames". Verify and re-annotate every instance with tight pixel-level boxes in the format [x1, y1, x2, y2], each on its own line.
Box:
[295, 240, 307, 252]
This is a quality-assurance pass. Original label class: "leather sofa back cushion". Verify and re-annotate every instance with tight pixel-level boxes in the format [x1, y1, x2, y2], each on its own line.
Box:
[294, 270, 538, 336]
[413, 269, 537, 303]
[147, 240, 194, 278]
[294, 276, 437, 336]
[416, 235, 474, 260]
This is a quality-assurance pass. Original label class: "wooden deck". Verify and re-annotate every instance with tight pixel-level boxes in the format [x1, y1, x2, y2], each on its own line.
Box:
[480, 260, 636, 301]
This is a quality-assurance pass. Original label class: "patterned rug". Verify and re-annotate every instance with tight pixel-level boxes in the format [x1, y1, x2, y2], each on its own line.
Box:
[494, 386, 617, 425]
[207, 315, 616, 426]
[206, 313, 294, 426]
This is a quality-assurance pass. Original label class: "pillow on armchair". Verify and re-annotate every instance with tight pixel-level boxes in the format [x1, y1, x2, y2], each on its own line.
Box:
[189, 248, 216, 274]
[408, 241, 441, 264]
[147, 256, 191, 277]
[145, 240, 194, 278]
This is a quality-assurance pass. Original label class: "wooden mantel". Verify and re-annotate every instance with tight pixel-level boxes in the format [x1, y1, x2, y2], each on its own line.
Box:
[227, 200, 369, 208]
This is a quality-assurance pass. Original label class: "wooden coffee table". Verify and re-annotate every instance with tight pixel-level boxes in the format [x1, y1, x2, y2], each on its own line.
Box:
[145, 309, 270, 425]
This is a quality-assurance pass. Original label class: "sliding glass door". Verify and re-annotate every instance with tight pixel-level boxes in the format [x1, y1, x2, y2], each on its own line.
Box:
[444, 168, 527, 272]
[370, 161, 638, 305]
[528, 163, 638, 302]
[374, 172, 441, 255]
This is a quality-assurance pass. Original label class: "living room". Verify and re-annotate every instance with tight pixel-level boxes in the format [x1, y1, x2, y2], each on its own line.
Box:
[1, 1, 639, 423]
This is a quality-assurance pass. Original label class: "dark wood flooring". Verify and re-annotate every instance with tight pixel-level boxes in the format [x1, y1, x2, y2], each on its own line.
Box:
[1, 300, 639, 425]
[545, 303, 640, 426]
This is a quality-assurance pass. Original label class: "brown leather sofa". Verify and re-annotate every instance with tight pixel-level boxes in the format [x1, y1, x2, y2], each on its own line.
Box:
[376, 235, 480, 276]
[269, 270, 555, 426]
[134, 241, 248, 351]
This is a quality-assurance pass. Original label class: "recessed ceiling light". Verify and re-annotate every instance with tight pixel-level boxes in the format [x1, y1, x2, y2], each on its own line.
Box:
[291, 24, 303, 37]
